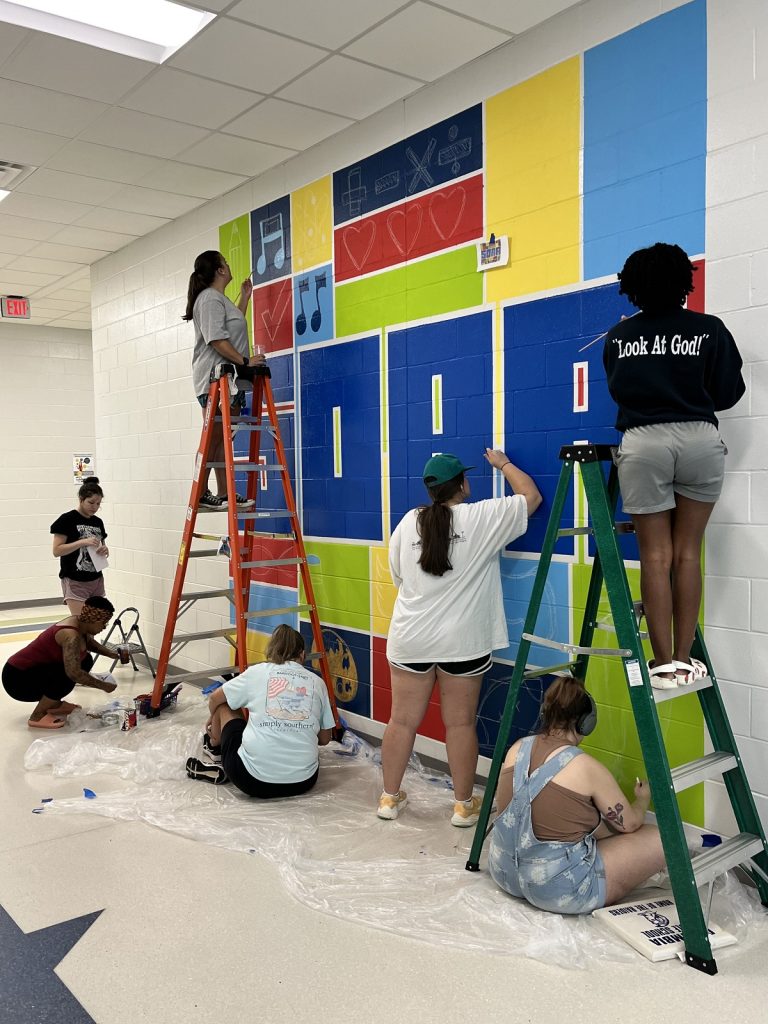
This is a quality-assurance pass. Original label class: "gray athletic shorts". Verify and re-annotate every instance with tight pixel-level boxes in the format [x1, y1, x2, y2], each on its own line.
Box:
[614, 421, 727, 514]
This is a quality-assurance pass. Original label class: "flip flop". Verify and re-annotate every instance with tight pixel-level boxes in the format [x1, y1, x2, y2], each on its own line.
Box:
[673, 659, 708, 685]
[28, 713, 67, 730]
[49, 701, 81, 715]
[648, 662, 678, 690]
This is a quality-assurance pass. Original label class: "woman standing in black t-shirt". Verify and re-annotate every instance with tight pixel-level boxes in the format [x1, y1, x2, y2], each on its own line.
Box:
[603, 244, 745, 689]
[50, 477, 109, 615]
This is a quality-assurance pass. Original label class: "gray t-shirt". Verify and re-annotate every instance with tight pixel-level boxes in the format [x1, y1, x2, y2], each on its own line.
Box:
[191, 288, 249, 398]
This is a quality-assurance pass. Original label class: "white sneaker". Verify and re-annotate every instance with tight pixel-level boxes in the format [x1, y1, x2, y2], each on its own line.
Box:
[377, 790, 407, 820]
[451, 794, 483, 827]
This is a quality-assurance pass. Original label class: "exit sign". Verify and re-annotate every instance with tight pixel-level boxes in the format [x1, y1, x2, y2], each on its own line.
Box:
[1, 295, 31, 319]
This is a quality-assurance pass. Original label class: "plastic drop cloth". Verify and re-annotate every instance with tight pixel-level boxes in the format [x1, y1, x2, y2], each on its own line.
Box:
[24, 699, 766, 970]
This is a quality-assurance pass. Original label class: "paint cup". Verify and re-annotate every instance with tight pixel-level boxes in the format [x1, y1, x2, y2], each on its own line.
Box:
[117, 645, 130, 665]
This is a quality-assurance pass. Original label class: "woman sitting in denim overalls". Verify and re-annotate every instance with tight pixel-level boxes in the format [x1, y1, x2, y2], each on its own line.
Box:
[488, 676, 666, 914]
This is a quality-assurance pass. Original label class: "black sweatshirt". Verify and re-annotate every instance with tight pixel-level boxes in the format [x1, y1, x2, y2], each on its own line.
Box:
[602, 308, 745, 432]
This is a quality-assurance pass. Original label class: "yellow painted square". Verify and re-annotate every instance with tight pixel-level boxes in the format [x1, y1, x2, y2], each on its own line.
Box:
[486, 58, 581, 300]
[292, 176, 332, 272]
[371, 546, 397, 636]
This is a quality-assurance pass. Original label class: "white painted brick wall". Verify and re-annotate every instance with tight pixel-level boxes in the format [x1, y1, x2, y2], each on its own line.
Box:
[705, 0, 768, 834]
[0, 323, 95, 603]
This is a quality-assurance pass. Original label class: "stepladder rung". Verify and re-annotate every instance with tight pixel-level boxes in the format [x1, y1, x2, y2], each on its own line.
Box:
[165, 665, 241, 685]
[172, 627, 236, 642]
[692, 833, 765, 888]
[188, 549, 224, 558]
[239, 510, 295, 520]
[178, 588, 236, 601]
[207, 461, 284, 471]
[521, 633, 633, 658]
[244, 604, 312, 620]
[670, 751, 739, 792]
[653, 674, 712, 704]
[241, 557, 304, 569]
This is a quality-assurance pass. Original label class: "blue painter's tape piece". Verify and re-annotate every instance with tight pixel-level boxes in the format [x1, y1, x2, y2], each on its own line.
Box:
[32, 807, 45, 814]
[41, 797, 53, 803]
[333, 104, 482, 225]
[583, 0, 706, 279]
[83, 788, 96, 799]
[201, 681, 224, 695]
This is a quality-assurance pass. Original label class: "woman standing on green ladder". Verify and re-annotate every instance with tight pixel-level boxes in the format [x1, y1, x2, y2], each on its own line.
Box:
[603, 243, 744, 689]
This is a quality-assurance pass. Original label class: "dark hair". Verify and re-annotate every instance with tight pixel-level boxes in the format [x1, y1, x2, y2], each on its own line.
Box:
[266, 624, 305, 664]
[182, 250, 224, 321]
[83, 595, 114, 616]
[78, 477, 103, 500]
[617, 242, 697, 313]
[416, 473, 464, 577]
[538, 675, 592, 733]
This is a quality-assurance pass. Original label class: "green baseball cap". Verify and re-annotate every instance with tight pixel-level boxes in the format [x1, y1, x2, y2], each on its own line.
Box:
[422, 453, 474, 486]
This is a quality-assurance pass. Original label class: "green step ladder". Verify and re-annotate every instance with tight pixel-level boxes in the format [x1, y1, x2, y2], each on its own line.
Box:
[466, 443, 768, 975]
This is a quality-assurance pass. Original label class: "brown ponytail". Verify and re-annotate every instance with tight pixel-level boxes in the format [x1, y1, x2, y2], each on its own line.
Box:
[182, 250, 224, 321]
[416, 473, 464, 576]
[539, 676, 592, 733]
[266, 624, 305, 665]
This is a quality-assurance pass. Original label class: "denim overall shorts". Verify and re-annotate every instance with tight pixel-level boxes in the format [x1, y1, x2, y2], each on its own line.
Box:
[488, 736, 606, 915]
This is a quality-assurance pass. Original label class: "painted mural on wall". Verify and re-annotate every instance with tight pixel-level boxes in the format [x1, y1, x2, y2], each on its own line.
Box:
[221, 0, 708, 822]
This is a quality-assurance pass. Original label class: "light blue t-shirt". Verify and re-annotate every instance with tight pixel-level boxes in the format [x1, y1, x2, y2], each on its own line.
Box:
[222, 661, 335, 784]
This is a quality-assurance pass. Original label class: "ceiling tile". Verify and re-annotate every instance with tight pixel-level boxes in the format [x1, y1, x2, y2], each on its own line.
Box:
[0, 23, 28, 63]
[46, 142, 164, 184]
[0, 252, 13, 270]
[121, 67, 262, 130]
[134, 161, 247, 200]
[171, 19, 326, 92]
[344, 3, 508, 81]
[28, 242, 116, 264]
[431, 0, 579, 34]
[0, 192, 93, 225]
[49, 225, 137, 252]
[179, 0, 232, 9]
[278, 56, 420, 120]
[0, 213, 58, 241]
[80, 108, 210, 160]
[13, 256, 86, 276]
[176, 133, 295, 177]
[74, 207, 169, 235]
[0, 80, 108, 137]
[0, 34, 154, 103]
[0, 236, 35, 256]
[48, 319, 92, 329]
[228, 0, 410, 49]
[224, 98, 352, 149]
[30, 298, 88, 312]
[15, 168, 124, 206]
[0, 269, 58, 287]
[0, 122, 68, 164]
[39, 287, 92, 302]
[101, 185, 205, 219]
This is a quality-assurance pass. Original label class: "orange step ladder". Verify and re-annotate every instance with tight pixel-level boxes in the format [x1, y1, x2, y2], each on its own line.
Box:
[151, 362, 340, 730]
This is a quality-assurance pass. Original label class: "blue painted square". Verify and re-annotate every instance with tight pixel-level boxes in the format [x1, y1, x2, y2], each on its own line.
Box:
[300, 336, 382, 542]
[497, 557, 571, 667]
[299, 621, 371, 718]
[583, 0, 706, 279]
[388, 311, 493, 534]
[251, 195, 291, 285]
[476, 670, 558, 758]
[294, 263, 333, 345]
[240, 581, 299, 635]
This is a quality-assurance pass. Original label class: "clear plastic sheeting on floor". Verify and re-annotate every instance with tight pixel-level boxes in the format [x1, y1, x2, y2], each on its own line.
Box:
[24, 700, 766, 970]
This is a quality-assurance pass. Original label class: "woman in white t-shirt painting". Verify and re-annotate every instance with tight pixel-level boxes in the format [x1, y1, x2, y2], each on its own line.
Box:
[379, 450, 541, 824]
[186, 625, 336, 796]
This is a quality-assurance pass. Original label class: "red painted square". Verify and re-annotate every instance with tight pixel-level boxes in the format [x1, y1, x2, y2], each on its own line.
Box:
[252, 278, 293, 353]
[687, 258, 705, 312]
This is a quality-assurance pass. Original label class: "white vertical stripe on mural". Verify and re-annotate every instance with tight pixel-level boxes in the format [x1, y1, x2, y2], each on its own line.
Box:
[333, 405, 342, 478]
[431, 374, 443, 435]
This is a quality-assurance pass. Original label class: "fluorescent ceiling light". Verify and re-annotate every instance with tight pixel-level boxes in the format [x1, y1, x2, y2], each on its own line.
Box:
[0, 0, 215, 63]
[0, 189, 10, 202]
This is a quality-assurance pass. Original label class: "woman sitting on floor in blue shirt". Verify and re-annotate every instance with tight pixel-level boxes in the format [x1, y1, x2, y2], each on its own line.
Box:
[186, 625, 335, 796]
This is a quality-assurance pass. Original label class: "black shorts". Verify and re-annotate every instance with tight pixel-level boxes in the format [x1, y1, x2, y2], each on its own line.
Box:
[220, 719, 319, 799]
[1, 654, 93, 702]
[388, 653, 492, 677]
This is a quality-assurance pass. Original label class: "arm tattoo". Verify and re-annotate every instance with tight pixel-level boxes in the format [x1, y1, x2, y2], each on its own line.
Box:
[61, 637, 91, 685]
[604, 802, 625, 829]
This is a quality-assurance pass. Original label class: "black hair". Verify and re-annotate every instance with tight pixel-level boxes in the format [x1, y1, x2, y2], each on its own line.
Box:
[416, 473, 464, 577]
[78, 477, 103, 500]
[266, 624, 305, 664]
[83, 596, 114, 616]
[617, 242, 697, 313]
[182, 250, 224, 321]
[538, 675, 591, 733]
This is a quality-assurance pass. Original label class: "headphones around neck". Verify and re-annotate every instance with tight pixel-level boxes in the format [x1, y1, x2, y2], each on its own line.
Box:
[575, 691, 598, 736]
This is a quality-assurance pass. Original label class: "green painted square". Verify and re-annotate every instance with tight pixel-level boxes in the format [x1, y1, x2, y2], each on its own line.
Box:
[335, 246, 482, 336]
[572, 562, 704, 826]
[302, 541, 370, 631]
[219, 214, 253, 341]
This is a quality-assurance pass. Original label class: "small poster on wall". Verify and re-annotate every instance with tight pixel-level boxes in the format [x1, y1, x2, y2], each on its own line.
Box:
[73, 454, 95, 485]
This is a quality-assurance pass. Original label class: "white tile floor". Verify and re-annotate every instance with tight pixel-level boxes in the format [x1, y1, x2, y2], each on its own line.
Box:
[2, 605, 768, 1024]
